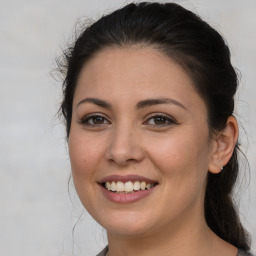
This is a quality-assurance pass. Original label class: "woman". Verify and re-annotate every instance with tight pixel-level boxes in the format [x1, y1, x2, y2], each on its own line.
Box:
[58, 2, 253, 256]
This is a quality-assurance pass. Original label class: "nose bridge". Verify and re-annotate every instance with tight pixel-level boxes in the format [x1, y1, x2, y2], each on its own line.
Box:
[106, 121, 144, 165]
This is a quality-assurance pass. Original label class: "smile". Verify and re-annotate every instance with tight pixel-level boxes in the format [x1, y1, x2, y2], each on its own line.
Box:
[104, 181, 155, 193]
[98, 175, 158, 203]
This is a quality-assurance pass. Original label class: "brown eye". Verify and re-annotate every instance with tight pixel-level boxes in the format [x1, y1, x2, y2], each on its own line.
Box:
[154, 116, 168, 125]
[145, 114, 177, 127]
[80, 114, 110, 126]
[91, 116, 105, 124]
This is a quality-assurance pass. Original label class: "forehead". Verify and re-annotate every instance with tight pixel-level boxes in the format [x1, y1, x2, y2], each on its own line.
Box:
[74, 46, 204, 110]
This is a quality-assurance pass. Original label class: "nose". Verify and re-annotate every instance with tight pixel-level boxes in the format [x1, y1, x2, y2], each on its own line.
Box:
[106, 124, 145, 166]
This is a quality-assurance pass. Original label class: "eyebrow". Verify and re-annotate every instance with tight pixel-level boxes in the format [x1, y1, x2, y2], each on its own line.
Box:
[76, 98, 112, 109]
[76, 97, 187, 111]
[136, 98, 188, 110]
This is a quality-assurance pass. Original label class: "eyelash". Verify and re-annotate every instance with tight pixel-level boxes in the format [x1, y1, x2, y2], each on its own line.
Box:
[144, 113, 177, 127]
[79, 113, 177, 128]
[80, 113, 110, 127]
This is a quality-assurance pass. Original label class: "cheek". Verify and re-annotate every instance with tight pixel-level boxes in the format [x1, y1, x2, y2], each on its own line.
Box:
[68, 130, 107, 213]
[146, 131, 210, 215]
[146, 128, 211, 182]
[68, 131, 104, 181]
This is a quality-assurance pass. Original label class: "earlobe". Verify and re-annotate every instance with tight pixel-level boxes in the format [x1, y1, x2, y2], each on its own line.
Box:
[208, 116, 239, 174]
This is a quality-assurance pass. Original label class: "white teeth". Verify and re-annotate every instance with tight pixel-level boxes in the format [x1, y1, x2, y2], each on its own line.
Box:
[116, 181, 124, 192]
[124, 181, 133, 192]
[110, 181, 117, 191]
[104, 180, 155, 192]
[133, 181, 140, 191]
[140, 181, 146, 190]
[106, 182, 111, 190]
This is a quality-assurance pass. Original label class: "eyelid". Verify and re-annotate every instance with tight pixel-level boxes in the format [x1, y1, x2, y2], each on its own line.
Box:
[79, 113, 111, 125]
[78, 112, 177, 127]
[143, 113, 178, 126]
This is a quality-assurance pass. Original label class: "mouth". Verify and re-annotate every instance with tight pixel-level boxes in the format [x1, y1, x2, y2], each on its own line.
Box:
[102, 180, 157, 193]
[98, 175, 159, 202]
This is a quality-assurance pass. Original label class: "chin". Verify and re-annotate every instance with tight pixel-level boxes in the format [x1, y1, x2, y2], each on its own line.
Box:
[97, 210, 155, 237]
[106, 223, 153, 237]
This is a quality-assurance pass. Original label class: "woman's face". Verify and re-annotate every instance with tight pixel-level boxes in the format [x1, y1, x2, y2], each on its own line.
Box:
[69, 46, 215, 237]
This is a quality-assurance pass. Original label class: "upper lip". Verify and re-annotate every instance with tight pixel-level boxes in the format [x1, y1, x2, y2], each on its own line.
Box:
[98, 174, 158, 184]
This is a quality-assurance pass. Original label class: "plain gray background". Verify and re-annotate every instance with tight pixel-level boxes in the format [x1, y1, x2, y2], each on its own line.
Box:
[0, 0, 255, 255]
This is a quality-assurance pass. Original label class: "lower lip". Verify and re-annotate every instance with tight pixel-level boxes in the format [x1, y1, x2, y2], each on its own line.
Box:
[99, 185, 156, 203]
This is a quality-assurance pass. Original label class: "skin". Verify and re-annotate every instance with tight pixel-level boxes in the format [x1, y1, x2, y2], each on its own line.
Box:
[68, 46, 239, 256]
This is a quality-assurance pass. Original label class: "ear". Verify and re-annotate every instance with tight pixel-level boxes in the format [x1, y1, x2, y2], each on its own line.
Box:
[208, 116, 239, 174]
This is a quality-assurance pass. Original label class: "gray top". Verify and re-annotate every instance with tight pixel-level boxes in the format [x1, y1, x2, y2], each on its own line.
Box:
[96, 246, 108, 256]
[238, 249, 255, 256]
[96, 247, 254, 256]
